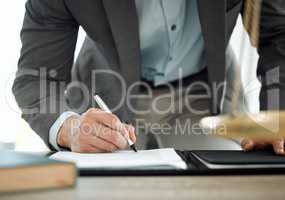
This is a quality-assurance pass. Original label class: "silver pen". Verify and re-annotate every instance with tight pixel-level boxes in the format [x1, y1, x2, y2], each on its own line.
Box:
[93, 95, 138, 152]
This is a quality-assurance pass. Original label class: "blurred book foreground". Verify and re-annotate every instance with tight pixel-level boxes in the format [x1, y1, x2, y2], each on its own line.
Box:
[0, 151, 76, 193]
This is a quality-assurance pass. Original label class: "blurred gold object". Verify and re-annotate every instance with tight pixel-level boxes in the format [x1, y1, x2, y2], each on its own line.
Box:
[200, 0, 285, 139]
[243, 0, 262, 47]
[200, 111, 285, 140]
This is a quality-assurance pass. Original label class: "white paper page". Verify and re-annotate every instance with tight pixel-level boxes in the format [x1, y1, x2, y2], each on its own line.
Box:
[50, 148, 187, 170]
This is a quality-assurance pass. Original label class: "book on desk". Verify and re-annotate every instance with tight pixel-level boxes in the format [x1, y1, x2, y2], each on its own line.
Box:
[0, 151, 77, 193]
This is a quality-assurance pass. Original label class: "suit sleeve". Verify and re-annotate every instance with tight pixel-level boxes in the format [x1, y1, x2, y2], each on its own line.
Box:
[254, 0, 285, 110]
[12, 0, 79, 149]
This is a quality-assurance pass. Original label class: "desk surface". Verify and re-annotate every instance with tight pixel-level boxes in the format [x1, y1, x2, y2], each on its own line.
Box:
[1, 175, 285, 200]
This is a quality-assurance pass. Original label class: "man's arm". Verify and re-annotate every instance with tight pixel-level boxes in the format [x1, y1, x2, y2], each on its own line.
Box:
[240, 0, 285, 155]
[13, 0, 137, 152]
[256, 0, 285, 110]
[12, 0, 79, 149]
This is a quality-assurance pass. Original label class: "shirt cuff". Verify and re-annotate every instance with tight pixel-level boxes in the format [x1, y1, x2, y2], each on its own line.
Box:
[49, 111, 80, 151]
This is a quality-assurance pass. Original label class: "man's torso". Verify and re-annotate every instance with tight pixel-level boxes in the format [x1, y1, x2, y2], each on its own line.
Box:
[65, 0, 243, 119]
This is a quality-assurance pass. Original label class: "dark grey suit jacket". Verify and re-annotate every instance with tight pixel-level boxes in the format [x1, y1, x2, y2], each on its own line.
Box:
[12, 0, 285, 149]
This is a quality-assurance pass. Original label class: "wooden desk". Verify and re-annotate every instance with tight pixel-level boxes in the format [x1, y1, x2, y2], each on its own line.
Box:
[1, 175, 285, 200]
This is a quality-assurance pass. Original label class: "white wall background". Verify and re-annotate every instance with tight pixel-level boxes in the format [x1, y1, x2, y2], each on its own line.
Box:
[0, 2, 260, 151]
[0, 1, 85, 151]
[0, 1, 34, 150]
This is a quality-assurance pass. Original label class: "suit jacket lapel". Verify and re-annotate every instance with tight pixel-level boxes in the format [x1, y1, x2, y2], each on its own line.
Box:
[102, 0, 141, 86]
[197, 0, 226, 113]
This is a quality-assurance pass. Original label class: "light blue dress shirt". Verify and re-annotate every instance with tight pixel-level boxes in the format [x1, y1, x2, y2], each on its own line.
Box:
[137, 0, 206, 85]
[49, 0, 206, 150]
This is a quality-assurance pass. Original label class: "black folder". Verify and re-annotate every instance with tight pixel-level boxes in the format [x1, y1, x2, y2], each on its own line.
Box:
[185, 150, 285, 175]
[79, 150, 285, 176]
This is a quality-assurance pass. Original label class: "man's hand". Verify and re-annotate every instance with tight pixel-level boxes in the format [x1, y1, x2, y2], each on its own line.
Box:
[241, 138, 285, 155]
[57, 108, 136, 153]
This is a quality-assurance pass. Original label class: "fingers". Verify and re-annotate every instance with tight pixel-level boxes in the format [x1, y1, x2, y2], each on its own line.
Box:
[241, 138, 285, 156]
[73, 143, 105, 153]
[71, 108, 137, 153]
[272, 139, 285, 155]
[88, 136, 118, 152]
[124, 124, 137, 143]
[241, 139, 255, 152]
[87, 109, 123, 130]
[75, 122, 127, 152]
[95, 123, 128, 149]
[86, 108, 129, 138]
[85, 108, 137, 142]
[81, 119, 128, 149]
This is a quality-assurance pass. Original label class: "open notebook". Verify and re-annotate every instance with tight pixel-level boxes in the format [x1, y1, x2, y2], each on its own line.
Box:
[50, 148, 187, 170]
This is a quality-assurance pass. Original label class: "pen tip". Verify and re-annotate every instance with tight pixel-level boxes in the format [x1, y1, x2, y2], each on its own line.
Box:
[130, 144, 138, 152]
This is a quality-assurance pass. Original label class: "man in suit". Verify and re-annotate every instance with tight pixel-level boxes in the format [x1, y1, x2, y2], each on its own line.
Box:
[13, 0, 285, 154]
